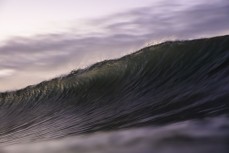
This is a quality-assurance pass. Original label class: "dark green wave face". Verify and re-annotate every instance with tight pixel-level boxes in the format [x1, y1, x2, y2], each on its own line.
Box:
[0, 35, 229, 152]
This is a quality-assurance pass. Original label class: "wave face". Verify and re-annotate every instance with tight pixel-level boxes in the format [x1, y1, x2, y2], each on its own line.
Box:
[0, 35, 229, 152]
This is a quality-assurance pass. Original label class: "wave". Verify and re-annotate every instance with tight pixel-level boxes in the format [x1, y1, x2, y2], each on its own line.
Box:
[0, 35, 229, 147]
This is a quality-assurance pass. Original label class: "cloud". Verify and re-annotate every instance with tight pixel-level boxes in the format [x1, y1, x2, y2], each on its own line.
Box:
[0, 0, 229, 91]
[0, 69, 15, 78]
[97, 0, 229, 39]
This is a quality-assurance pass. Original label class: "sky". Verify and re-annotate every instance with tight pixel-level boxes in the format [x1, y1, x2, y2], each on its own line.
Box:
[0, 0, 229, 91]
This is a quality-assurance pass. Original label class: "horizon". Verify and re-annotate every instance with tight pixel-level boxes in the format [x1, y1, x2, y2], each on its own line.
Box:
[0, 0, 229, 91]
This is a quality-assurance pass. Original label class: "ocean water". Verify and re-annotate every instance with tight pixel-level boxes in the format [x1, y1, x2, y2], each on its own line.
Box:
[0, 35, 229, 152]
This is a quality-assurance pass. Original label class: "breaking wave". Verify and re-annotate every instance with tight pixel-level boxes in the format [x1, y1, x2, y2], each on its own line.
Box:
[0, 35, 229, 152]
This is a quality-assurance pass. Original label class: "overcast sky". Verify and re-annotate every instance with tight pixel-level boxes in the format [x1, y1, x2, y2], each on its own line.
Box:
[0, 0, 229, 91]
